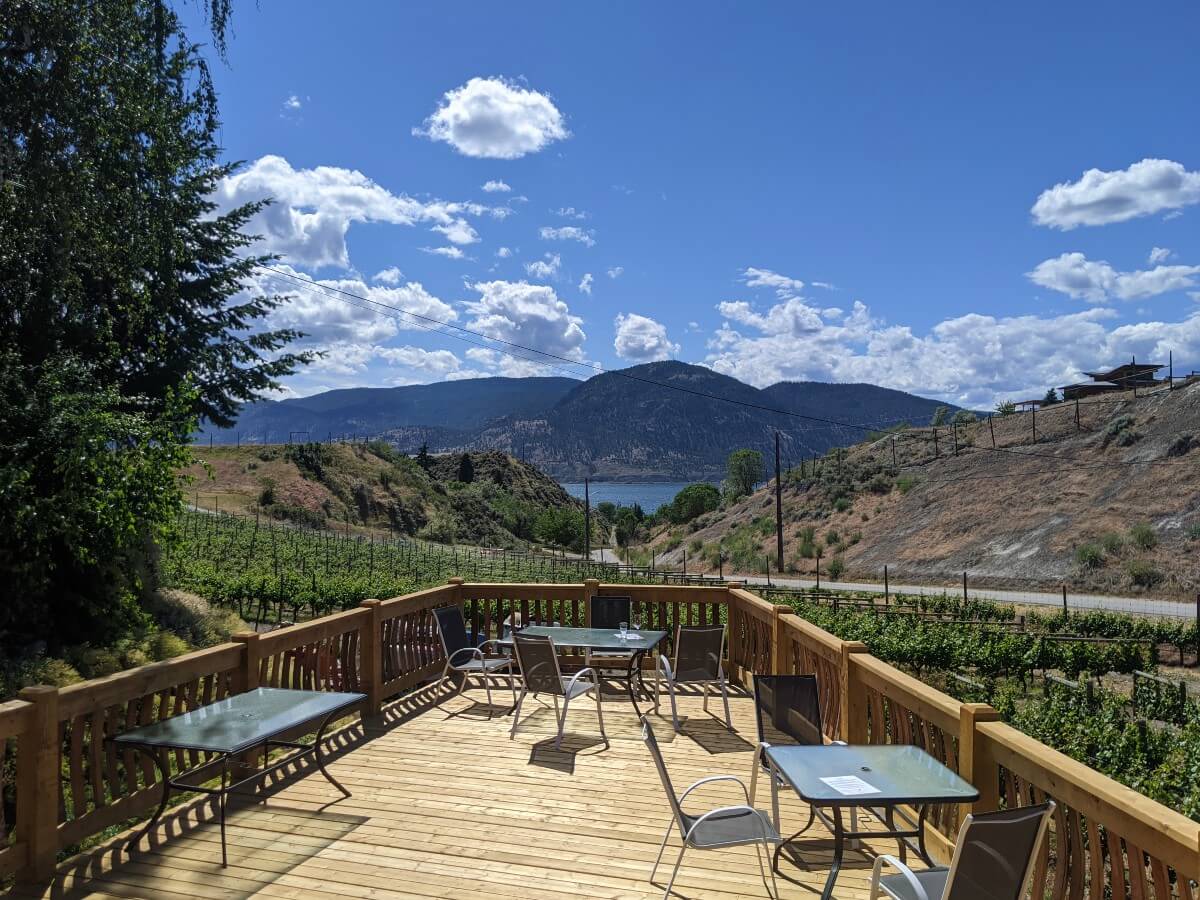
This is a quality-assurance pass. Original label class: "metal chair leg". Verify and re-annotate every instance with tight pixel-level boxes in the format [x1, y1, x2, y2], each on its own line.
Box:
[719, 677, 733, 731]
[555, 695, 569, 750]
[663, 843, 688, 899]
[668, 680, 680, 731]
[650, 818, 673, 881]
[483, 670, 494, 717]
[594, 681, 608, 743]
[702, 681, 709, 712]
[509, 688, 528, 739]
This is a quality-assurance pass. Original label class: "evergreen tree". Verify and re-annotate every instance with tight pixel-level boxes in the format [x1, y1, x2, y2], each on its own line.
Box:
[0, 1, 309, 649]
[457, 452, 475, 483]
[415, 443, 431, 470]
[1042, 388, 1061, 406]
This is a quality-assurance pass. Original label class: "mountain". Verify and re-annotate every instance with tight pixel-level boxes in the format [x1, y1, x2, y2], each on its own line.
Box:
[205, 362, 957, 480]
[198, 376, 578, 444]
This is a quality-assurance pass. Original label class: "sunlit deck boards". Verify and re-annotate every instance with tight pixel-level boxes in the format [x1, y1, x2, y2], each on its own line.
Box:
[13, 684, 892, 900]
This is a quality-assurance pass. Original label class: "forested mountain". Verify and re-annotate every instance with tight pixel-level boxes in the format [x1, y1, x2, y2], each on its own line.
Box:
[205, 362, 955, 480]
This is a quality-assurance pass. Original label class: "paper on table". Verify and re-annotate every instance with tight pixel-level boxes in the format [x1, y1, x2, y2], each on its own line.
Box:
[819, 775, 881, 796]
[612, 634, 644, 640]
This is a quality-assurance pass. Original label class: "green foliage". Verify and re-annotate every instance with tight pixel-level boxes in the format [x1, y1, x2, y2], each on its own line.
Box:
[995, 400, 1017, 416]
[664, 482, 721, 524]
[930, 406, 950, 426]
[1042, 388, 1060, 405]
[1129, 523, 1158, 550]
[896, 475, 918, 494]
[1126, 560, 1163, 588]
[1100, 531, 1125, 554]
[951, 409, 977, 424]
[825, 529, 841, 546]
[1189, 524, 1200, 541]
[534, 506, 585, 551]
[724, 449, 764, 500]
[1104, 415, 1140, 447]
[1074, 543, 1105, 570]
[826, 556, 846, 579]
[456, 453, 475, 484]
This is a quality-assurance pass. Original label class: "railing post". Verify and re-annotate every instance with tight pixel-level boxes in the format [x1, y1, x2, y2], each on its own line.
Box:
[839, 641, 869, 744]
[16, 684, 59, 882]
[771, 604, 791, 675]
[960, 702, 1001, 816]
[584, 578, 599, 626]
[232, 632, 262, 693]
[359, 599, 384, 716]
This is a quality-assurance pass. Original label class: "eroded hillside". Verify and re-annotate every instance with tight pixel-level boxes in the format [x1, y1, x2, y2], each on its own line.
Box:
[183, 443, 580, 548]
[644, 382, 1200, 597]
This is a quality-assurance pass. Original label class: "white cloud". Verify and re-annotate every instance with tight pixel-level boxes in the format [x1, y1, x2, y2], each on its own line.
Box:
[579, 273, 593, 295]
[374, 346, 469, 382]
[742, 267, 806, 298]
[540, 225, 595, 247]
[1149, 247, 1172, 265]
[812, 281, 837, 290]
[463, 280, 586, 375]
[214, 155, 493, 270]
[1031, 159, 1200, 229]
[420, 246, 465, 259]
[1027, 252, 1200, 302]
[482, 180, 511, 193]
[718, 297, 824, 335]
[414, 76, 568, 159]
[282, 94, 302, 111]
[524, 252, 561, 280]
[613, 313, 680, 362]
[554, 206, 588, 219]
[431, 219, 479, 245]
[372, 266, 403, 285]
[607, 266, 624, 279]
[496, 246, 512, 258]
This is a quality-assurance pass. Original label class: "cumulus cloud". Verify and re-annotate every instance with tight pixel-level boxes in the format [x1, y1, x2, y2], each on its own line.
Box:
[496, 246, 512, 258]
[579, 273, 593, 295]
[1149, 247, 1172, 265]
[1031, 159, 1200, 229]
[414, 76, 568, 159]
[282, 94, 302, 111]
[1027, 252, 1200, 302]
[420, 246, 466, 259]
[524, 252, 561, 280]
[463, 280, 586, 375]
[607, 266, 624, 279]
[431, 219, 479, 245]
[540, 225, 595, 247]
[742, 267, 806, 298]
[718, 297, 824, 335]
[372, 266, 403, 285]
[482, 180, 511, 193]
[613, 313, 680, 362]
[214, 155, 493, 270]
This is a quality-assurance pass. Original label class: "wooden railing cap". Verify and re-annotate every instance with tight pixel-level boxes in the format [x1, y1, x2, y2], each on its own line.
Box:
[231, 631, 260, 643]
[360, 598, 381, 607]
[447, 577, 465, 585]
[842, 640, 869, 652]
[584, 578, 600, 586]
[17, 684, 57, 699]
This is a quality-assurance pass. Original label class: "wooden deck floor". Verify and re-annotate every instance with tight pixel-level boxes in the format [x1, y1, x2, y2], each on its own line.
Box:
[13, 681, 903, 900]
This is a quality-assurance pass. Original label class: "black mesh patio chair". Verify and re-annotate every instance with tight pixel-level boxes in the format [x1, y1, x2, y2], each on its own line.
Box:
[869, 802, 1054, 900]
[641, 716, 779, 899]
[584, 594, 633, 675]
[654, 625, 731, 731]
[432, 605, 516, 717]
[749, 674, 845, 835]
[510, 633, 607, 750]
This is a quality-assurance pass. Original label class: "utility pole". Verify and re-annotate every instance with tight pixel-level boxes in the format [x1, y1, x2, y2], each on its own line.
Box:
[583, 477, 590, 563]
[775, 432, 784, 573]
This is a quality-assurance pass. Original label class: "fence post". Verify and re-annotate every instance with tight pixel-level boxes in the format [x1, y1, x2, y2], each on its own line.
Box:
[771, 605, 791, 675]
[959, 702, 1001, 816]
[359, 599, 384, 716]
[16, 685, 59, 882]
[583, 578, 600, 626]
[839, 641, 869, 744]
[232, 631, 262, 693]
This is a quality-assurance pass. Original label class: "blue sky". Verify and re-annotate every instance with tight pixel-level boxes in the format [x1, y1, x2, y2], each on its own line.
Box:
[187, 2, 1200, 406]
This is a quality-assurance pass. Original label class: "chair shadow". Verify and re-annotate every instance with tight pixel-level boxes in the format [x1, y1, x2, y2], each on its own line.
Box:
[529, 734, 609, 774]
[679, 717, 755, 755]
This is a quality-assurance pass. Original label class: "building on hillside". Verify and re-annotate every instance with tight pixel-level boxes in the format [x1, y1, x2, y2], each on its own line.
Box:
[1060, 358, 1164, 401]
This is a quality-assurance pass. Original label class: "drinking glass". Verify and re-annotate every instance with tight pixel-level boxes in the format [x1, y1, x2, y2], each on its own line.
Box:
[619, 621, 629, 640]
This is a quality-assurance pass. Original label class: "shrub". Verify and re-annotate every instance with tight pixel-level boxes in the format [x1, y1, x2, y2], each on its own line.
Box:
[1129, 523, 1157, 551]
[826, 556, 846, 579]
[1100, 532, 1124, 555]
[897, 476, 917, 494]
[867, 474, 892, 495]
[148, 631, 191, 661]
[1126, 560, 1163, 588]
[1103, 415, 1139, 448]
[1074, 543, 1105, 570]
[666, 483, 722, 524]
[833, 497, 850, 512]
[1188, 524, 1200, 542]
[1167, 434, 1195, 458]
[825, 529, 841, 546]
[798, 540, 816, 559]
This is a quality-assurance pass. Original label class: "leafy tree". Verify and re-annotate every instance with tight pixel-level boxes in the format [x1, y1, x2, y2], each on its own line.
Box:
[456, 453, 474, 484]
[995, 400, 1017, 416]
[724, 449, 763, 500]
[613, 506, 642, 547]
[534, 506, 585, 551]
[951, 409, 977, 424]
[930, 405, 950, 426]
[595, 501, 617, 521]
[666, 482, 720, 524]
[0, 1, 308, 650]
[1042, 388, 1061, 406]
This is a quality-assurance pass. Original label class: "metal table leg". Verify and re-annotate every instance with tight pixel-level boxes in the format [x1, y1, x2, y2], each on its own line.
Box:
[313, 711, 351, 798]
[820, 806, 845, 900]
[127, 748, 172, 855]
[219, 755, 228, 867]
[626, 649, 647, 715]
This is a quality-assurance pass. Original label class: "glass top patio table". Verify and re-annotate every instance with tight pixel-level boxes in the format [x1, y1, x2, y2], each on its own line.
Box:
[495, 625, 668, 652]
[764, 744, 979, 806]
[111, 687, 366, 755]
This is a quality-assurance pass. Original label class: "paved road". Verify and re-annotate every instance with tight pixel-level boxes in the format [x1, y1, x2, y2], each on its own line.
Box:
[588, 548, 1192, 620]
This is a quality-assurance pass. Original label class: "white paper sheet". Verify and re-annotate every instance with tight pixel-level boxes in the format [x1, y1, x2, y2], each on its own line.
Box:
[819, 775, 881, 796]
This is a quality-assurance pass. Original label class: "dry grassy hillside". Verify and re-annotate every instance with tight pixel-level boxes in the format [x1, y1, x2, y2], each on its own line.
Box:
[645, 381, 1200, 597]
[183, 442, 580, 548]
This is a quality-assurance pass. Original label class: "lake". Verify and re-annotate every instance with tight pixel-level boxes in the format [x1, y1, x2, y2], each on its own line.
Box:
[559, 482, 708, 512]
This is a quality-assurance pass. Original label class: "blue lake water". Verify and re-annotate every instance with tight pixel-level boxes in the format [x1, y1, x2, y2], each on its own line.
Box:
[560, 482, 708, 512]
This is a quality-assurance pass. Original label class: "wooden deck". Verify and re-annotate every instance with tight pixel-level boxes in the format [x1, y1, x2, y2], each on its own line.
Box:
[14, 682, 903, 900]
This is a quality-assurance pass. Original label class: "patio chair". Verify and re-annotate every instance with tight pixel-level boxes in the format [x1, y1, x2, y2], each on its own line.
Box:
[749, 674, 842, 832]
[869, 802, 1054, 900]
[654, 625, 732, 731]
[510, 633, 607, 750]
[584, 594, 633, 676]
[432, 605, 516, 717]
[641, 716, 780, 900]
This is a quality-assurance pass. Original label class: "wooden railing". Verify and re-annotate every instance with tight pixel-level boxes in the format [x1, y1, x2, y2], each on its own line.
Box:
[3, 580, 1198, 899]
